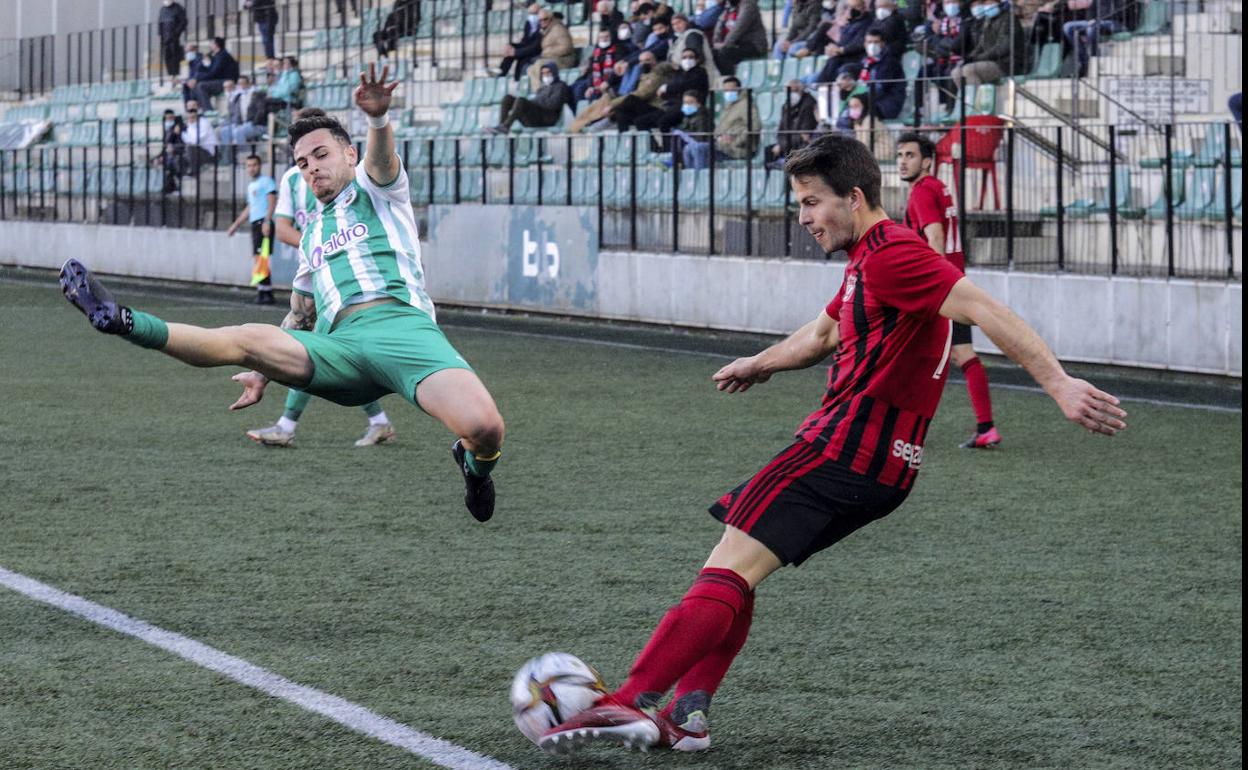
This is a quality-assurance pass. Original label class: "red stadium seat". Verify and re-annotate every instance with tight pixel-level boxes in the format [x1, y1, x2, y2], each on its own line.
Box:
[935, 116, 1006, 210]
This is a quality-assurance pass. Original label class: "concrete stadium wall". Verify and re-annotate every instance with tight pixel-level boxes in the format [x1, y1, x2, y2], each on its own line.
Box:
[0, 220, 1240, 377]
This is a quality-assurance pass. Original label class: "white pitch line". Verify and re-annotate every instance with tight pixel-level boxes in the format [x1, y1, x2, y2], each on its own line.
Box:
[0, 566, 517, 770]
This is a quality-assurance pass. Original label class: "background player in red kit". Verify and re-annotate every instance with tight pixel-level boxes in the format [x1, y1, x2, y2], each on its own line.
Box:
[897, 131, 1000, 449]
[540, 134, 1127, 755]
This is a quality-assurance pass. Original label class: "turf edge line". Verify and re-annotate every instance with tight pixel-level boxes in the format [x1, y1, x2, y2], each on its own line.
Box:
[0, 566, 517, 770]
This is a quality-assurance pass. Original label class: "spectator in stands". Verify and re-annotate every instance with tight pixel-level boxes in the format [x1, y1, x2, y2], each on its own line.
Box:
[790, 0, 838, 60]
[491, 4, 543, 80]
[527, 8, 579, 89]
[158, 0, 188, 79]
[1230, 92, 1242, 132]
[218, 76, 268, 155]
[858, 30, 906, 119]
[595, 1, 627, 35]
[1063, 0, 1133, 77]
[951, 0, 1025, 86]
[575, 50, 673, 132]
[489, 62, 572, 133]
[774, 0, 823, 59]
[374, 0, 421, 60]
[691, 0, 724, 32]
[632, 16, 676, 63]
[662, 90, 713, 163]
[681, 76, 762, 168]
[182, 43, 206, 83]
[184, 37, 239, 110]
[180, 100, 217, 175]
[266, 56, 303, 112]
[609, 46, 706, 131]
[630, 3, 657, 42]
[226, 154, 277, 304]
[244, 0, 279, 60]
[711, 0, 767, 75]
[335, 0, 358, 15]
[573, 26, 635, 104]
[155, 108, 185, 194]
[1030, 0, 1087, 57]
[669, 13, 718, 82]
[914, 0, 969, 109]
[869, 0, 907, 57]
[768, 79, 818, 167]
[809, 0, 873, 83]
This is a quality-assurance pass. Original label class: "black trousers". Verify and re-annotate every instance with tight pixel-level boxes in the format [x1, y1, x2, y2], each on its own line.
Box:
[160, 38, 182, 78]
[499, 95, 560, 128]
[610, 95, 663, 130]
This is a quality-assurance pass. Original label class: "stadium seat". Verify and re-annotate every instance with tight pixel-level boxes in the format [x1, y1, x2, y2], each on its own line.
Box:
[1193, 123, 1242, 168]
[1128, 0, 1169, 37]
[679, 167, 711, 208]
[1202, 167, 1242, 221]
[737, 60, 769, 90]
[1145, 165, 1188, 218]
[1175, 167, 1217, 219]
[1024, 43, 1064, 81]
[540, 167, 570, 203]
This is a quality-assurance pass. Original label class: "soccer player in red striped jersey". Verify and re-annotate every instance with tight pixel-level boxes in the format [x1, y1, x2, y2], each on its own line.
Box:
[898, 131, 1000, 449]
[540, 134, 1127, 756]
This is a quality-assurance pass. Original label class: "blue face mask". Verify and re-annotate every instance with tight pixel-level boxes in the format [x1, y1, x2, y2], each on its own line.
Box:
[681, 104, 698, 116]
[982, 3, 1001, 17]
[723, 90, 739, 103]
[943, 3, 961, 16]
[528, 14, 540, 25]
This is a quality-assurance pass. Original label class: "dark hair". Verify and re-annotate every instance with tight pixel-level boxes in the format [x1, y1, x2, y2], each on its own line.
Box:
[162, 108, 176, 116]
[684, 90, 704, 104]
[245, 153, 262, 164]
[288, 115, 352, 150]
[784, 133, 882, 208]
[897, 131, 936, 161]
[293, 107, 327, 121]
[286, 55, 299, 68]
[722, 76, 741, 88]
[212, 36, 226, 49]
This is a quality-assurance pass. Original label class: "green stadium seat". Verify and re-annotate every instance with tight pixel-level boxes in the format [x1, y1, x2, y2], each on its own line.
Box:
[1026, 43, 1064, 80]
[1202, 167, 1242, 221]
[1130, 0, 1169, 36]
[1175, 167, 1216, 219]
[540, 167, 569, 203]
[1139, 149, 1194, 169]
[571, 167, 599, 204]
[1145, 165, 1188, 218]
[737, 60, 769, 90]
[679, 167, 710, 208]
[1193, 123, 1242, 168]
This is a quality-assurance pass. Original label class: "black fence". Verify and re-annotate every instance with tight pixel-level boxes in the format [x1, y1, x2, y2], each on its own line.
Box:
[0, 115, 1240, 280]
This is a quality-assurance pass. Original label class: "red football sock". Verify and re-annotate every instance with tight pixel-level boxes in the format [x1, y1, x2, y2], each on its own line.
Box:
[663, 589, 755, 717]
[612, 568, 751, 709]
[961, 356, 994, 427]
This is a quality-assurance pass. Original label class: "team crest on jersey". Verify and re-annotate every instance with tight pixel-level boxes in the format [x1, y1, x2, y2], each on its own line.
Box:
[843, 273, 858, 302]
[335, 186, 357, 208]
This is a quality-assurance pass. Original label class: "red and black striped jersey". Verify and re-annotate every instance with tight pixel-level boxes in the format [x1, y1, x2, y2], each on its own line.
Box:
[795, 219, 964, 489]
[904, 175, 965, 272]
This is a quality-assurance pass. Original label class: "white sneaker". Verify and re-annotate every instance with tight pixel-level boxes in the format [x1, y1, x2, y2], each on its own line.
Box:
[246, 424, 295, 447]
[354, 423, 396, 447]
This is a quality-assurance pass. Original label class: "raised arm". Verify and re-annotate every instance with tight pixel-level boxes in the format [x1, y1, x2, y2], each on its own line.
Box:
[713, 308, 841, 394]
[354, 62, 401, 187]
[939, 277, 1127, 435]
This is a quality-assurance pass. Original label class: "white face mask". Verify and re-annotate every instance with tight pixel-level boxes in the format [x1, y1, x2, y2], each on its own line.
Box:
[875, 7, 893, 20]
[788, 91, 801, 106]
[943, 2, 961, 15]
[723, 90, 739, 102]
[681, 58, 696, 70]
[541, 74, 555, 85]
[618, 27, 631, 39]
[185, 51, 197, 61]
[598, 40, 611, 48]
[865, 43, 883, 57]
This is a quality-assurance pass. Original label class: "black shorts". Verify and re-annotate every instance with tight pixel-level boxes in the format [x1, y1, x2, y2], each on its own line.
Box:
[709, 440, 910, 566]
[250, 219, 266, 252]
[953, 321, 973, 346]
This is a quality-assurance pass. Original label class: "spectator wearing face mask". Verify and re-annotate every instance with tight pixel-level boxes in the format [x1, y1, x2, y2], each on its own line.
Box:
[527, 9, 578, 90]
[664, 90, 714, 164]
[809, 0, 873, 83]
[490, 3, 543, 80]
[580, 51, 675, 132]
[490, 62, 573, 133]
[691, 0, 725, 32]
[1063, 0, 1134, 77]
[914, 1, 970, 108]
[667, 14, 720, 81]
[774, 0, 823, 59]
[680, 77, 762, 168]
[630, 2, 657, 42]
[768, 79, 818, 167]
[629, 17, 676, 63]
[595, 0, 627, 35]
[867, 0, 907, 58]
[572, 27, 635, 104]
[857, 30, 906, 119]
[611, 47, 707, 132]
[951, 0, 1025, 86]
[711, 0, 768, 75]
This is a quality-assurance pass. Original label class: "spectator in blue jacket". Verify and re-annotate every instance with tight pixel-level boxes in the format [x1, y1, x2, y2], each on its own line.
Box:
[184, 37, 239, 109]
[692, 0, 724, 32]
[858, 30, 905, 119]
[491, 3, 543, 80]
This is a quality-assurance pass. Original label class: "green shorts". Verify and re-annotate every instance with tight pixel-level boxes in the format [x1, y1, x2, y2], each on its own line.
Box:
[285, 302, 472, 407]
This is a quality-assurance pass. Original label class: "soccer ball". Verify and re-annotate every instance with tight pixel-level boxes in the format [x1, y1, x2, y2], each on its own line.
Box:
[510, 652, 607, 745]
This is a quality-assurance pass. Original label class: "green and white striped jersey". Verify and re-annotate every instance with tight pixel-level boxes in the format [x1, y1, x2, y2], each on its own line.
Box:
[292, 160, 433, 327]
[274, 165, 317, 231]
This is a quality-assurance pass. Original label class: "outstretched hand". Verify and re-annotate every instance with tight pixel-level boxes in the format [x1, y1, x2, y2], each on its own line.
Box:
[713, 356, 770, 394]
[229, 371, 269, 411]
[1052, 377, 1127, 436]
[354, 62, 399, 118]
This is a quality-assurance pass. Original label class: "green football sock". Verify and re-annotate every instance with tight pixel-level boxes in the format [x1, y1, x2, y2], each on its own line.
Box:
[123, 310, 169, 350]
[463, 448, 500, 478]
[283, 389, 312, 421]
[362, 400, 384, 418]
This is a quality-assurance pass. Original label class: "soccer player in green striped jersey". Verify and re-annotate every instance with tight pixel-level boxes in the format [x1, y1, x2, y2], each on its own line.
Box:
[244, 108, 398, 449]
[60, 66, 504, 522]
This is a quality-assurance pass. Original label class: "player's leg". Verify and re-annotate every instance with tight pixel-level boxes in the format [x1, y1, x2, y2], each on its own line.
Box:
[415, 367, 505, 522]
[950, 329, 999, 448]
[61, 259, 312, 386]
[354, 400, 397, 447]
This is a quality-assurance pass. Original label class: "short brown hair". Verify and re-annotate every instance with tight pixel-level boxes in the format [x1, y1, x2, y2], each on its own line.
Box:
[784, 133, 882, 208]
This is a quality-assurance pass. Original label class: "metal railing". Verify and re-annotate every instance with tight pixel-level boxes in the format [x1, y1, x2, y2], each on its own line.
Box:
[0, 113, 1239, 280]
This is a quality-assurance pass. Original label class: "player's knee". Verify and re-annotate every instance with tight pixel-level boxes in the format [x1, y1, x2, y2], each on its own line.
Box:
[951, 346, 977, 367]
[465, 411, 505, 452]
